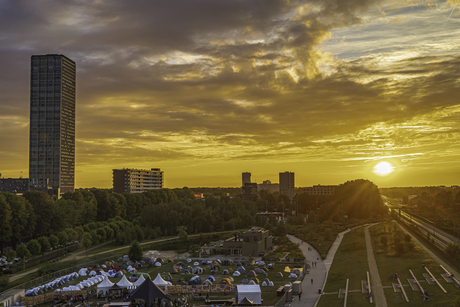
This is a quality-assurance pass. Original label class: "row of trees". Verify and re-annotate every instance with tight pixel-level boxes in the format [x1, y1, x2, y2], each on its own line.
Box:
[1, 179, 386, 255]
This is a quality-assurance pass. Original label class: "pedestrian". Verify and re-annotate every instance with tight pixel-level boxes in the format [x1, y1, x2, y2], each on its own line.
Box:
[299, 292, 301, 300]
[311, 278, 313, 284]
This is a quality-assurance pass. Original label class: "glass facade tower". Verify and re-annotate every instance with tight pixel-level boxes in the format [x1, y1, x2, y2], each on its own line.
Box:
[29, 54, 76, 195]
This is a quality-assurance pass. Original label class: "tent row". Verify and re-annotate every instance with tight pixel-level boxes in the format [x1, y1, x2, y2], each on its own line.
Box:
[25, 272, 80, 296]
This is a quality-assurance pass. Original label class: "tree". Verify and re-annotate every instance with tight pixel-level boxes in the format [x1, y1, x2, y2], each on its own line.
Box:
[16, 243, 30, 260]
[0, 194, 12, 254]
[23, 191, 55, 237]
[82, 232, 93, 250]
[177, 226, 189, 250]
[26, 239, 41, 256]
[57, 231, 68, 246]
[4, 193, 31, 249]
[37, 237, 51, 253]
[48, 234, 59, 248]
[5, 250, 16, 262]
[128, 241, 143, 262]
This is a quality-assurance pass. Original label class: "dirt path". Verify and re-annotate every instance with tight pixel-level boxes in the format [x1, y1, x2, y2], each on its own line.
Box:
[364, 225, 388, 307]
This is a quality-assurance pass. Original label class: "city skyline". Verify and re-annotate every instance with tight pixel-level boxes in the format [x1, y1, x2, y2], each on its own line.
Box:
[0, 1, 459, 189]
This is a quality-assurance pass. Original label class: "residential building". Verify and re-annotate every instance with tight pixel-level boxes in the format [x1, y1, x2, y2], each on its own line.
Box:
[242, 182, 258, 199]
[242, 172, 251, 185]
[304, 184, 338, 196]
[279, 171, 295, 201]
[222, 227, 273, 257]
[29, 54, 76, 196]
[258, 180, 279, 193]
[113, 168, 163, 193]
[0, 178, 30, 194]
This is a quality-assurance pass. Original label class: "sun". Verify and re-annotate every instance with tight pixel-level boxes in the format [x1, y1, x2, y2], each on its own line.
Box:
[373, 161, 395, 176]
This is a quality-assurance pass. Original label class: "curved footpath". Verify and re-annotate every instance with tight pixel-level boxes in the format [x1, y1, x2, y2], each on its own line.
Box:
[287, 228, 350, 307]
[364, 225, 388, 307]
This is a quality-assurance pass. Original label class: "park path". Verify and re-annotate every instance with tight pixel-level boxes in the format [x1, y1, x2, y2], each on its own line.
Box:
[364, 225, 388, 307]
[287, 228, 350, 307]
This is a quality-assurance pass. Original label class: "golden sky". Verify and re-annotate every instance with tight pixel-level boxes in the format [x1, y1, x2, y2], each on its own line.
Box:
[0, 0, 459, 188]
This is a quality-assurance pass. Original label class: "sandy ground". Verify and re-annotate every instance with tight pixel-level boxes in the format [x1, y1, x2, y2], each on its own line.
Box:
[143, 250, 180, 259]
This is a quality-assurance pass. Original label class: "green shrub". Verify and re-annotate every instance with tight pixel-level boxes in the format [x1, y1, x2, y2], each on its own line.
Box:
[0, 276, 9, 287]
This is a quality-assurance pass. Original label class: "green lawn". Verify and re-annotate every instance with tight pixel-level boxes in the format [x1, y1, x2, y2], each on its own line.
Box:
[369, 222, 459, 306]
[317, 227, 370, 307]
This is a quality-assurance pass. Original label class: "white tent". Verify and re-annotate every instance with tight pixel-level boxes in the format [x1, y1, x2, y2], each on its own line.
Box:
[97, 277, 114, 295]
[116, 275, 133, 289]
[152, 273, 169, 287]
[134, 274, 146, 287]
[236, 285, 262, 305]
[78, 268, 87, 276]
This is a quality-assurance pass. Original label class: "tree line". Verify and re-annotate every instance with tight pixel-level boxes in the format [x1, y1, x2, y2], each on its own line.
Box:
[0, 179, 387, 260]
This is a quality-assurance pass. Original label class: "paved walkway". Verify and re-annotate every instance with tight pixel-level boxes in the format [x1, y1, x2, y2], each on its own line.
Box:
[287, 229, 351, 307]
[364, 225, 388, 307]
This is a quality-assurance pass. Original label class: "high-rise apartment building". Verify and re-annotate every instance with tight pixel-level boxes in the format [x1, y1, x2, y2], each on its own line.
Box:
[279, 171, 295, 201]
[242, 172, 251, 185]
[113, 168, 164, 193]
[29, 54, 76, 196]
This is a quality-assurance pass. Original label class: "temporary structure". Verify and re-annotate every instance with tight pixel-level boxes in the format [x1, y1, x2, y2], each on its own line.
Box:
[134, 274, 146, 287]
[97, 276, 114, 295]
[117, 275, 134, 288]
[152, 273, 169, 288]
[236, 285, 262, 305]
[128, 277, 171, 306]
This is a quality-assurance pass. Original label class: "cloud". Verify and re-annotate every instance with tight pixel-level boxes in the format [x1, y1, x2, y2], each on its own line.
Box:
[0, 0, 459, 187]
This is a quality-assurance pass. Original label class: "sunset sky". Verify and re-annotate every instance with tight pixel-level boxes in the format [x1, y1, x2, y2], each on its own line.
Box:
[0, 0, 459, 189]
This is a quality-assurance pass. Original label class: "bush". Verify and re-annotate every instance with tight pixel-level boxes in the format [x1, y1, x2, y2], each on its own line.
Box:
[0, 276, 9, 287]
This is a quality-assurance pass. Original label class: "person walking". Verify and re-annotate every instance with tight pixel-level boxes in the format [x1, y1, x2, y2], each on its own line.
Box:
[311, 278, 313, 284]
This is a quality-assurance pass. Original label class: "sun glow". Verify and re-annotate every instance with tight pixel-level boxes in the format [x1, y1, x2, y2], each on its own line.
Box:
[373, 161, 395, 176]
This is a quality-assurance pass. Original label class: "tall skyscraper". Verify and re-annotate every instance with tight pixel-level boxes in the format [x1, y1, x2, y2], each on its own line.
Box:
[29, 54, 76, 196]
[279, 171, 295, 201]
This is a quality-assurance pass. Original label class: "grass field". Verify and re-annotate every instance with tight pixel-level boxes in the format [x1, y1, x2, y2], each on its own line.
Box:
[369, 222, 460, 306]
[317, 226, 370, 307]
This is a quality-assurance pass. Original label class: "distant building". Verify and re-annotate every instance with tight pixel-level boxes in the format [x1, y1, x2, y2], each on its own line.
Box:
[0, 178, 30, 194]
[112, 168, 163, 193]
[29, 54, 76, 196]
[242, 182, 258, 199]
[304, 184, 337, 196]
[258, 180, 279, 193]
[242, 172, 251, 185]
[279, 171, 295, 200]
[222, 227, 273, 257]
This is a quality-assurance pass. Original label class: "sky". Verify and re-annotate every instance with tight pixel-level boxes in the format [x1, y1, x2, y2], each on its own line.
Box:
[0, 0, 459, 189]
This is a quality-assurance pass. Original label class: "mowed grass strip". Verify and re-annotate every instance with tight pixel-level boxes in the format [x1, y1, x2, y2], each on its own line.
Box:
[369, 222, 459, 306]
[317, 227, 370, 307]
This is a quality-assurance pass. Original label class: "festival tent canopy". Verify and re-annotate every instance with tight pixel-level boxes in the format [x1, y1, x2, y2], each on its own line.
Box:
[152, 273, 169, 287]
[236, 285, 262, 305]
[117, 275, 134, 288]
[97, 276, 114, 295]
[78, 268, 87, 276]
[134, 274, 146, 287]
[128, 277, 172, 307]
